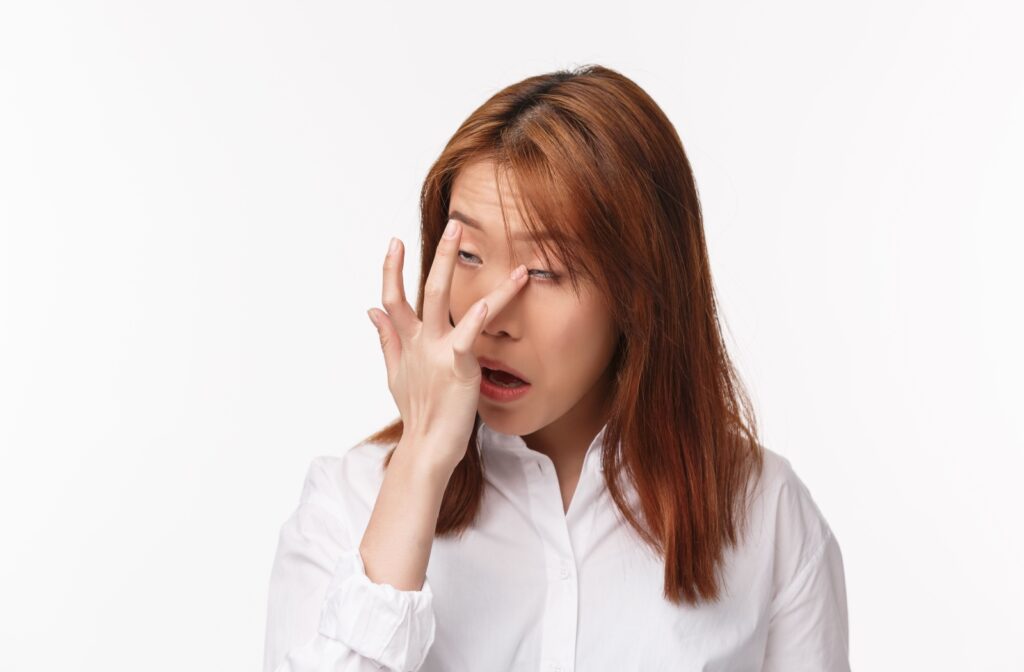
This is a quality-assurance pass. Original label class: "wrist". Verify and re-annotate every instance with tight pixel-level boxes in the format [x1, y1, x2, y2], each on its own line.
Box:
[391, 434, 460, 485]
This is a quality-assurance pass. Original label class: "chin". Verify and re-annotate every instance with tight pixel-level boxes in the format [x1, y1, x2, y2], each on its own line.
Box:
[477, 404, 540, 437]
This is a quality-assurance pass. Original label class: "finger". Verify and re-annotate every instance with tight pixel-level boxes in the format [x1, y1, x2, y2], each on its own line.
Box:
[474, 262, 529, 332]
[421, 218, 461, 339]
[367, 308, 401, 383]
[449, 263, 529, 378]
[381, 237, 419, 341]
[450, 298, 488, 380]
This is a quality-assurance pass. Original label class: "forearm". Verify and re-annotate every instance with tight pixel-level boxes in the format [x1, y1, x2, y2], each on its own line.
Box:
[358, 436, 454, 592]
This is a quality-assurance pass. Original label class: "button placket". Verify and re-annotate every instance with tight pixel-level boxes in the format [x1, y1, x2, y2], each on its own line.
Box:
[521, 452, 580, 672]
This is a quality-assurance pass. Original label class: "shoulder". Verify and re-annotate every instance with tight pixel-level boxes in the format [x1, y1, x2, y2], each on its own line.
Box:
[754, 448, 834, 539]
[749, 450, 851, 666]
[745, 447, 840, 593]
[294, 439, 396, 538]
[303, 439, 393, 498]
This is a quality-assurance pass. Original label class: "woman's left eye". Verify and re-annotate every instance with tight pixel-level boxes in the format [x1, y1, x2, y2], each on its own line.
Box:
[457, 250, 559, 282]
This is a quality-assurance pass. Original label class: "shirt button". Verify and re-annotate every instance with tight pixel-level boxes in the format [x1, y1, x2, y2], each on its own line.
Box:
[550, 665, 563, 672]
[559, 561, 571, 579]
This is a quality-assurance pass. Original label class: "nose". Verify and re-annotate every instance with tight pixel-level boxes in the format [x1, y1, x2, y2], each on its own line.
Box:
[483, 323, 512, 338]
[478, 265, 525, 340]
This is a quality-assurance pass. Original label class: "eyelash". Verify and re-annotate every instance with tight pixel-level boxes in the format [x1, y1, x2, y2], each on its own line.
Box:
[457, 250, 560, 283]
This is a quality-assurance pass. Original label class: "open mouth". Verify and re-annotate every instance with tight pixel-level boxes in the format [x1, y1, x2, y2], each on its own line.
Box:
[482, 367, 529, 388]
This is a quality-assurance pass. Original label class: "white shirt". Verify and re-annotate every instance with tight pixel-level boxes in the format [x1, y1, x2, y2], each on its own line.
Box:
[263, 420, 850, 672]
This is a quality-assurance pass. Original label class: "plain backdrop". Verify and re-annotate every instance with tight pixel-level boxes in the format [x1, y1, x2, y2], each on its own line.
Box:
[1, 1, 1022, 670]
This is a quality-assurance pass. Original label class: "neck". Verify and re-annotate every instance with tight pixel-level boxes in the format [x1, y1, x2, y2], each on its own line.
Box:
[521, 364, 614, 466]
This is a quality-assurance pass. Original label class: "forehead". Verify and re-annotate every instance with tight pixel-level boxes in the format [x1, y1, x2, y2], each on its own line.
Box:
[450, 159, 511, 206]
[450, 161, 552, 244]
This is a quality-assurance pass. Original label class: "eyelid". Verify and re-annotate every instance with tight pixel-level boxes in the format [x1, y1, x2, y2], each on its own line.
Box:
[457, 250, 559, 281]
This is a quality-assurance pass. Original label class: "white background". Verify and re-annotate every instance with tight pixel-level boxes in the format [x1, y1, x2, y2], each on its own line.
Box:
[1, 1, 1021, 669]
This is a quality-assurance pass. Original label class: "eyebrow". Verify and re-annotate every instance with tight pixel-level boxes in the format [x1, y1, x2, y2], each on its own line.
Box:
[448, 209, 554, 242]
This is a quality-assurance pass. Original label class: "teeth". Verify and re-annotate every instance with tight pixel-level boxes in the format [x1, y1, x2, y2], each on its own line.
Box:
[486, 368, 525, 388]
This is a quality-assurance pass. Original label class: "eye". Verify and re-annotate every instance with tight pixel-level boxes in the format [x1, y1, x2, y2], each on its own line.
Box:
[457, 250, 560, 283]
[457, 250, 480, 264]
[528, 268, 559, 282]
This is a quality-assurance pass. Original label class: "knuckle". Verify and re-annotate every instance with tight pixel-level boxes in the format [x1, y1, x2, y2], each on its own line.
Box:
[423, 281, 444, 298]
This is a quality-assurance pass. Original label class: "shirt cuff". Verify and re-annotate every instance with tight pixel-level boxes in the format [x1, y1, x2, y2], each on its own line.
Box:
[318, 548, 437, 672]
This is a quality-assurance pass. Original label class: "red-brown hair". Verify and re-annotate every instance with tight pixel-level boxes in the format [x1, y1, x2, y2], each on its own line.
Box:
[361, 64, 763, 606]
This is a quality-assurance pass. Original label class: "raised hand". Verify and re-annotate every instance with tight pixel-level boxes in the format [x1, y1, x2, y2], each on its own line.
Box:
[366, 218, 529, 472]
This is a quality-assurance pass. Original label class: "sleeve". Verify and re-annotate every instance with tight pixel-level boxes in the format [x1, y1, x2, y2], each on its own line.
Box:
[262, 456, 438, 672]
[761, 461, 851, 672]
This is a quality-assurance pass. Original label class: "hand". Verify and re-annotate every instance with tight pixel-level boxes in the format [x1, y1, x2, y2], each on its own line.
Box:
[366, 218, 530, 471]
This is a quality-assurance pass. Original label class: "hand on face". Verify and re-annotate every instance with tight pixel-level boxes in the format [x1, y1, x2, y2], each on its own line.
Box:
[366, 218, 530, 471]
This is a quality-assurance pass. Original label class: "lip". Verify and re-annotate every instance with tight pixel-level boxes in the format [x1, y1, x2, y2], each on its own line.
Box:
[476, 356, 531, 384]
[479, 374, 531, 403]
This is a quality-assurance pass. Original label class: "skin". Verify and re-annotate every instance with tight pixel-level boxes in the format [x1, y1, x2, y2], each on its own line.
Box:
[447, 159, 621, 511]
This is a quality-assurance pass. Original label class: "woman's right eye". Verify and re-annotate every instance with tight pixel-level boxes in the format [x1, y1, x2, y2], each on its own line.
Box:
[457, 250, 480, 264]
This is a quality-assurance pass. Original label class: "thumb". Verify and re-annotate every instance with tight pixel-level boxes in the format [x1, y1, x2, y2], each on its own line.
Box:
[367, 308, 400, 378]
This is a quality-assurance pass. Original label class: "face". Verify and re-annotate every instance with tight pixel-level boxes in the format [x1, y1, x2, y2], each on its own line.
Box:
[447, 159, 620, 452]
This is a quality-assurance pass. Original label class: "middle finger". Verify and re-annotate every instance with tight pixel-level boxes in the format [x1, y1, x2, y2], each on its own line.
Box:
[421, 218, 462, 338]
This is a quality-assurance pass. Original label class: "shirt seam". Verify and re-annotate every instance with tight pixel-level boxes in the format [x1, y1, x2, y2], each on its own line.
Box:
[769, 525, 834, 619]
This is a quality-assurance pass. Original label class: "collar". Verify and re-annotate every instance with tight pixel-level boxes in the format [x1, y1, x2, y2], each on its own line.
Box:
[476, 418, 612, 472]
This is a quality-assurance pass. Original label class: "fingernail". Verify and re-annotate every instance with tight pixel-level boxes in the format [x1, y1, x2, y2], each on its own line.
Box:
[476, 300, 488, 317]
[443, 219, 459, 239]
[367, 309, 379, 326]
[511, 264, 527, 280]
[388, 237, 399, 255]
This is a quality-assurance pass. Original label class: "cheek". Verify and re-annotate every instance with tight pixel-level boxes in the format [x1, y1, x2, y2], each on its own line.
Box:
[532, 307, 602, 374]
[448, 275, 471, 325]
[537, 304, 616, 384]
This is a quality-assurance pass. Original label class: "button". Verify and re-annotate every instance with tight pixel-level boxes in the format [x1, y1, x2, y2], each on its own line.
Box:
[559, 561, 571, 579]
[550, 665, 563, 672]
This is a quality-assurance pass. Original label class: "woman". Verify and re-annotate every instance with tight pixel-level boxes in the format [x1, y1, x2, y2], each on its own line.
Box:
[263, 64, 850, 672]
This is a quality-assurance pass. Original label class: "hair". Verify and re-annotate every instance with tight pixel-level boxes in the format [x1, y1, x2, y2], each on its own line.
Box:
[361, 64, 763, 606]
